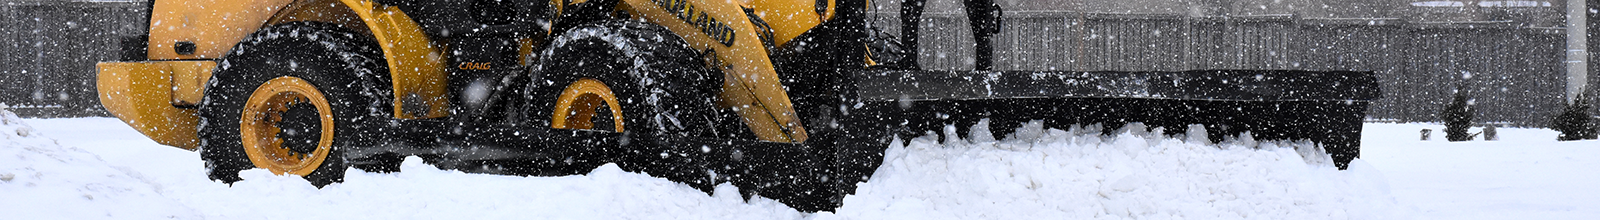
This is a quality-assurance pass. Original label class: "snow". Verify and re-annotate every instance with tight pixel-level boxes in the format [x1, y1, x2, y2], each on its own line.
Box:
[9, 116, 799, 219]
[1362, 123, 1600, 219]
[5, 108, 1598, 219]
[0, 109, 199, 219]
[824, 122, 1402, 219]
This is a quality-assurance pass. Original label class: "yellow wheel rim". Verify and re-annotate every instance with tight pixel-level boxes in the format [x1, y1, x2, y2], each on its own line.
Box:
[551, 78, 625, 132]
[239, 76, 335, 176]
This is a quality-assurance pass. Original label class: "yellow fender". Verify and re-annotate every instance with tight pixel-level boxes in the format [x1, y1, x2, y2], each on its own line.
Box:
[98, 0, 449, 150]
[269, 0, 451, 119]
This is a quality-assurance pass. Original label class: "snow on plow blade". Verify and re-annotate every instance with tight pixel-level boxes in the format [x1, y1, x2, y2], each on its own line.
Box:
[856, 69, 1381, 169]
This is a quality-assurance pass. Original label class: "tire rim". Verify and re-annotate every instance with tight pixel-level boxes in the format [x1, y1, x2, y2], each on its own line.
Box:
[551, 78, 624, 132]
[240, 76, 335, 176]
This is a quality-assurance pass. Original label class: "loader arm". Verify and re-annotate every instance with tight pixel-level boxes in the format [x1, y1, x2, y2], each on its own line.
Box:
[614, 0, 813, 142]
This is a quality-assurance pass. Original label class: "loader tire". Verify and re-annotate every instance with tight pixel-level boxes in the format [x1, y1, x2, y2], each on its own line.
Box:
[198, 22, 392, 187]
[526, 20, 719, 173]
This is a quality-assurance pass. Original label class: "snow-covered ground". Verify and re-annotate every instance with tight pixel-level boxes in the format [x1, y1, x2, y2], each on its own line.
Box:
[1361, 123, 1600, 219]
[3, 108, 1596, 219]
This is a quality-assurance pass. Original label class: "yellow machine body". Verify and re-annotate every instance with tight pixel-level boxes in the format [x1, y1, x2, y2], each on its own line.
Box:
[146, 0, 295, 60]
[99, 0, 838, 149]
[96, 61, 215, 150]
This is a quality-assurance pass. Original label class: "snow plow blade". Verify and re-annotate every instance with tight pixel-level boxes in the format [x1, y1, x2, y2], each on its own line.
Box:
[853, 69, 1380, 170]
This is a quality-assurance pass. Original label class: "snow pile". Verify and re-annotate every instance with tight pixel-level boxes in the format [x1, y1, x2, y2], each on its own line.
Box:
[10, 116, 805, 220]
[7, 115, 1409, 219]
[0, 108, 198, 219]
[824, 121, 1406, 219]
[168, 159, 801, 219]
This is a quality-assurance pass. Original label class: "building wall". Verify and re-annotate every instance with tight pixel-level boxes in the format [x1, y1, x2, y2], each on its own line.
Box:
[0, 0, 146, 117]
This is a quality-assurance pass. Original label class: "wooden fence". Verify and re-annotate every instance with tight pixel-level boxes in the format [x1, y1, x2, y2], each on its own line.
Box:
[869, 10, 1582, 126]
[1, 0, 146, 117]
[0, 0, 1591, 126]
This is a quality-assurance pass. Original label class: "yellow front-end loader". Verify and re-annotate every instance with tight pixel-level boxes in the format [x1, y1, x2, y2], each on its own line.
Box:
[95, 0, 1379, 211]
